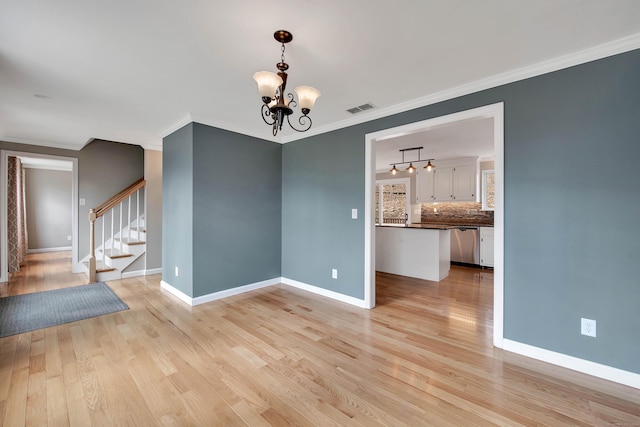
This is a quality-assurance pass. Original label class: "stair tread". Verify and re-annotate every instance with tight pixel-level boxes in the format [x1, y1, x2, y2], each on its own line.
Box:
[83, 260, 116, 273]
[101, 248, 133, 259]
[115, 237, 145, 245]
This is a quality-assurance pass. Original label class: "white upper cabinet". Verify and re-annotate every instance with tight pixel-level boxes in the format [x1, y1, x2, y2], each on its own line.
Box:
[434, 167, 454, 201]
[416, 158, 477, 202]
[415, 169, 436, 203]
[452, 164, 476, 201]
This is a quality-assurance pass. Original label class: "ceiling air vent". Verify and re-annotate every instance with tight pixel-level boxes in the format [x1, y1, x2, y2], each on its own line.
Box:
[347, 102, 376, 114]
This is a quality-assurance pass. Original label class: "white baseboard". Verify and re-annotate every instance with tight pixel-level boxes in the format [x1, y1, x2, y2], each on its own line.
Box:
[503, 339, 640, 390]
[281, 277, 369, 309]
[160, 277, 281, 306]
[121, 267, 163, 279]
[122, 270, 144, 279]
[160, 280, 192, 305]
[27, 246, 72, 253]
[160, 276, 368, 309]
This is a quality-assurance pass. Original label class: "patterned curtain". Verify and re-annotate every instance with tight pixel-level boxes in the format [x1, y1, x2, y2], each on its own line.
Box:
[8, 156, 28, 273]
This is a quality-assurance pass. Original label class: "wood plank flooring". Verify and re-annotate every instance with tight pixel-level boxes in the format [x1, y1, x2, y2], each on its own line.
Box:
[1, 252, 639, 426]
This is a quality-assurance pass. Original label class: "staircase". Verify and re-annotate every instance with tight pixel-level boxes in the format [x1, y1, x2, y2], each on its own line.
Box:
[82, 178, 146, 282]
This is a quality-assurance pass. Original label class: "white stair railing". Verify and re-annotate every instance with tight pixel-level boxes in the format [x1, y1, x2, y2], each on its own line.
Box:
[88, 178, 146, 282]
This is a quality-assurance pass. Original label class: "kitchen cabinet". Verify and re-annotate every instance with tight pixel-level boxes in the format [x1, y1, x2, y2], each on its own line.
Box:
[434, 167, 454, 201]
[376, 226, 450, 281]
[416, 157, 477, 202]
[452, 164, 476, 201]
[480, 227, 494, 267]
[435, 164, 476, 202]
[415, 169, 435, 203]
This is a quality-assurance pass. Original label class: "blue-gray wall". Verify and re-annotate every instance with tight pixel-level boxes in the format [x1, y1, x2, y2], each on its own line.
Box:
[162, 124, 194, 296]
[281, 133, 365, 297]
[192, 124, 281, 296]
[161, 49, 640, 374]
[162, 123, 281, 298]
[281, 48, 640, 373]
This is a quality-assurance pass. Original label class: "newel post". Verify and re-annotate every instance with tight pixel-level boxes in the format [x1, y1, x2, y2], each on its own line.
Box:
[88, 209, 97, 282]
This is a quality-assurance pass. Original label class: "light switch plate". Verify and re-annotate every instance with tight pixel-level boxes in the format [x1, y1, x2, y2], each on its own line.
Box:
[351, 209, 358, 219]
[79, 198, 85, 206]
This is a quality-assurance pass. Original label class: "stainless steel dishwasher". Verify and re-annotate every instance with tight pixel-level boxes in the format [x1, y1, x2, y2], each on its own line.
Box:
[450, 227, 479, 265]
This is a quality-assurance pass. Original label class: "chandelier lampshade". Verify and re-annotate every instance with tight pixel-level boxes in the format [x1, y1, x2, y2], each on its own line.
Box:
[253, 71, 283, 100]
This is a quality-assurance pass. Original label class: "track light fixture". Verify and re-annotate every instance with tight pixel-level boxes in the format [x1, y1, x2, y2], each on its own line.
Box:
[253, 30, 321, 136]
[389, 146, 435, 174]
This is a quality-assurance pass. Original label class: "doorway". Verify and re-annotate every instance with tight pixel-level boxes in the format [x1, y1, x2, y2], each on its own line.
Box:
[364, 102, 505, 348]
[0, 151, 79, 283]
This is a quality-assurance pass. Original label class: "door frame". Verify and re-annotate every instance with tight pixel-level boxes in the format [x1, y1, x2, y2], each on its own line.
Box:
[0, 150, 80, 283]
[364, 102, 505, 348]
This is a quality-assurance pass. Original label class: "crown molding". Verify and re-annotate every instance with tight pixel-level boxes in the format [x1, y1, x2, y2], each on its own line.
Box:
[281, 32, 640, 144]
[0, 135, 84, 151]
[161, 113, 282, 144]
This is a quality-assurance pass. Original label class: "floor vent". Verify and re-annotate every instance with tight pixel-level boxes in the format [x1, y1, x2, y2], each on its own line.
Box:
[347, 102, 376, 114]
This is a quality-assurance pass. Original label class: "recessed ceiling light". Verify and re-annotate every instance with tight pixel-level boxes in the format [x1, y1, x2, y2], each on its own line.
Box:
[34, 94, 51, 99]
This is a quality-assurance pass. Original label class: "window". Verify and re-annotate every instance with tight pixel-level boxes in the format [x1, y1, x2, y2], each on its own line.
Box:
[482, 169, 495, 211]
[375, 178, 410, 225]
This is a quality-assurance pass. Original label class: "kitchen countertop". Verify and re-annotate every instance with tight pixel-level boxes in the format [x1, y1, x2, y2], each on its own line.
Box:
[376, 223, 493, 229]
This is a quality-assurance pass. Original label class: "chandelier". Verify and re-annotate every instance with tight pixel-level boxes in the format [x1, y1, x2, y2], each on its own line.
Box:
[253, 30, 321, 136]
[390, 147, 435, 174]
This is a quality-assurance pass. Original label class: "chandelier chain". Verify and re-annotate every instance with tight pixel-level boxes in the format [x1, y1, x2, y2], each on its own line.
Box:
[281, 43, 286, 63]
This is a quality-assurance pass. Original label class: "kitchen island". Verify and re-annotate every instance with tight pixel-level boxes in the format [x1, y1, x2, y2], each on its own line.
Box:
[376, 225, 451, 281]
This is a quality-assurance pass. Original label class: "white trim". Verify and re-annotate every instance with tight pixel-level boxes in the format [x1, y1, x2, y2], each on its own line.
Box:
[364, 102, 505, 347]
[121, 270, 144, 279]
[160, 277, 281, 306]
[120, 267, 162, 279]
[281, 277, 369, 309]
[27, 246, 72, 253]
[281, 33, 640, 144]
[0, 136, 86, 151]
[161, 113, 277, 145]
[0, 151, 80, 282]
[503, 339, 640, 390]
[364, 137, 375, 309]
[160, 114, 194, 140]
[492, 106, 505, 348]
[160, 280, 193, 305]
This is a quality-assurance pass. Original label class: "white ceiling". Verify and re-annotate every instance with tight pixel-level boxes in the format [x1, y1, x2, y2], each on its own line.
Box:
[375, 117, 494, 172]
[1, 1, 640, 151]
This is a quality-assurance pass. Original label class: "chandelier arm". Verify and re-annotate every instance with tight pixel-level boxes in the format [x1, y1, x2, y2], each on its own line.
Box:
[286, 93, 296, 108]
[286, 113, 312, 133]
[260, 104, 276, 126]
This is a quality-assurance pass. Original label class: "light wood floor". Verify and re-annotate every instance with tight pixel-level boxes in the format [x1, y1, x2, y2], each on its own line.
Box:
[1, 252, 639, 426]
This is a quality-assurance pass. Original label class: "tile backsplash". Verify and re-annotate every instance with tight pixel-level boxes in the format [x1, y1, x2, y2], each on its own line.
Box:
[420, 201, 493, 226]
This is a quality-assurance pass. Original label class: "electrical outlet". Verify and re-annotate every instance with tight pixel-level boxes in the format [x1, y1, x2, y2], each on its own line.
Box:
[581, 318, 596, 337]
[175, 266, 179, 277]
[331, 269, 338, 279]
[67, 235, 72, 241]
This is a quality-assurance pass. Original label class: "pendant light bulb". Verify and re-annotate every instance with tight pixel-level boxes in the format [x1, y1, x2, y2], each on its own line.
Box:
[424, 160, 435, 171]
